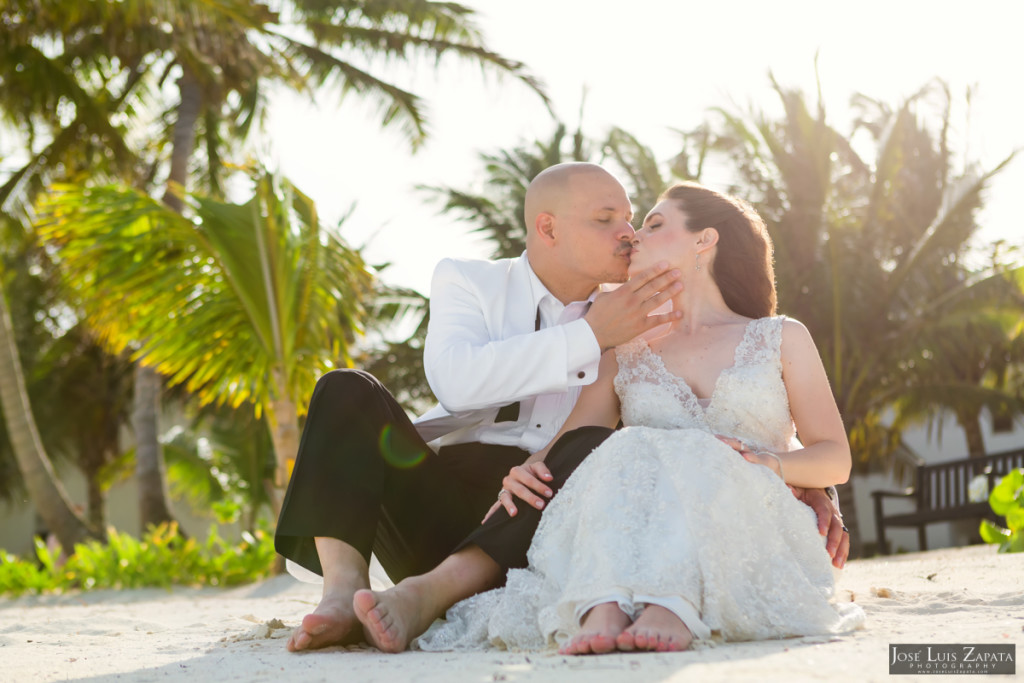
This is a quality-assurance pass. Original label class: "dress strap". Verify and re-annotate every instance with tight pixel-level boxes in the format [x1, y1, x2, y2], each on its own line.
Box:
[733, 316, 784, 368]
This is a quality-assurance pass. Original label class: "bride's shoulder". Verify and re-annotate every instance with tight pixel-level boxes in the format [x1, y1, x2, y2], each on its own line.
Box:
[774, 315, 810, 336]
[743, 316, 806, 358]
[776, 317, 819, 360]
[755, 314, 805, 336]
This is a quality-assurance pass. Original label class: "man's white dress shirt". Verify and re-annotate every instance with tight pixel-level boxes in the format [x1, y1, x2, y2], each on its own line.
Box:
[413, 253, 602, 453]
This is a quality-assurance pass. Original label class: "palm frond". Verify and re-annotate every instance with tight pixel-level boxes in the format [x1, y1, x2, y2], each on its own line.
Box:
[36, 170, 374, 417]
[888, 152, 1017, 297]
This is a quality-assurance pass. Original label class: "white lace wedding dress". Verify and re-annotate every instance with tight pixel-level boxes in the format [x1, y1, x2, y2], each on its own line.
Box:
[416, 316, 864, 651]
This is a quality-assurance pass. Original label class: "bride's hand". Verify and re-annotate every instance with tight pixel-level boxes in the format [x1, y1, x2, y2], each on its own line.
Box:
[715, 435, 783, 478]
[481, 462, 554, 524]
[715, 435, 745, 452]
[739, 449, 783, 478]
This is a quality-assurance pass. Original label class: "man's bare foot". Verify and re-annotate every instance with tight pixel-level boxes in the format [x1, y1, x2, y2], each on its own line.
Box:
[616, 604, 693, 652]
[287, 594, 361, 652]
[353, 583, 437, 653]
[559, 602, 632, 655]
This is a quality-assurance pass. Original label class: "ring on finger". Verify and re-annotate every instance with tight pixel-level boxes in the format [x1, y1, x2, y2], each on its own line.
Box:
[497, 489, 509, 502]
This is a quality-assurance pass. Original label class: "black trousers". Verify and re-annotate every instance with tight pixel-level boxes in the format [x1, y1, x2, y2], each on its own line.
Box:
[274, 369, 614, 582]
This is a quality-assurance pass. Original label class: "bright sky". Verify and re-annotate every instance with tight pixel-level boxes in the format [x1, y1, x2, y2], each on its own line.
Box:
[267, 0, 1024, 294]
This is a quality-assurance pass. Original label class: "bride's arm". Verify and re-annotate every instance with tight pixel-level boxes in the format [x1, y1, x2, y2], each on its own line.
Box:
[758, 319, 851, 488]
[485, 351, 622, 520]
[529, 351, 622, 464]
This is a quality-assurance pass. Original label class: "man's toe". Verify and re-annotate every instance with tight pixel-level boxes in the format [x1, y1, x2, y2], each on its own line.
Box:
[293, 630, 310, 650]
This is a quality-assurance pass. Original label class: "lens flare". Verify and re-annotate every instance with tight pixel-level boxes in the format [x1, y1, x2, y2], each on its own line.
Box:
[378, 425, 427, 469]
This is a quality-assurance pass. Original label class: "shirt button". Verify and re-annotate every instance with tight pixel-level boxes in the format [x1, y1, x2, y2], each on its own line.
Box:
[535, 424, 542, 429]
[577, 371, 586, 379]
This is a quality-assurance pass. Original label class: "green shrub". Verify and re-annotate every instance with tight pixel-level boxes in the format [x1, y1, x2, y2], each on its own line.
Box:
[979, 469, 1024, 553]
[0, 522, 276, 595]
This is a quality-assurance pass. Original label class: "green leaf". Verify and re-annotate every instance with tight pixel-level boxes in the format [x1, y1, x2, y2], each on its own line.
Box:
[989, 469, 1024, 516]
[1006, 506, 1024, 533]
[1002, 532, 1024, 554]
[979, 518, 1011, 544]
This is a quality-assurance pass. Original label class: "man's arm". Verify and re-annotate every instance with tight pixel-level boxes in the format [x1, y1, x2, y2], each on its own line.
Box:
[483, 351, 622, 521]
[424, 258, 602, 414]
[424, 258, 682, 414]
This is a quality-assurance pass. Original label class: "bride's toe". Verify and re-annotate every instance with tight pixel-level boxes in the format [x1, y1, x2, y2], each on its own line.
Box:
[561, 635, 585, 655]
[631, 629, 650, 650]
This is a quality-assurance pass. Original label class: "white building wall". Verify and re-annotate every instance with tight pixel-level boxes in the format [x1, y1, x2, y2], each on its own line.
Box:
[851, 411, 1024, 555]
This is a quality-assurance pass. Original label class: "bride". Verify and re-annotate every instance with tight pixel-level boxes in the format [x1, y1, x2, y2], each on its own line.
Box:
[413, 182, 864, 654]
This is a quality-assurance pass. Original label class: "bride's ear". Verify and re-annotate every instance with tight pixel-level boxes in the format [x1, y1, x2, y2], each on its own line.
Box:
[696, 228, 719, 252]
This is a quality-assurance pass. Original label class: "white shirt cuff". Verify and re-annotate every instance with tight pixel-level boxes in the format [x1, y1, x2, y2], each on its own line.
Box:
[563, 318, 601, 386]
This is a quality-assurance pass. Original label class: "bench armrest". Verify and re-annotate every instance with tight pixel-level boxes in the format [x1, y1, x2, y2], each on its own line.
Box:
[871, 488, 915, 500]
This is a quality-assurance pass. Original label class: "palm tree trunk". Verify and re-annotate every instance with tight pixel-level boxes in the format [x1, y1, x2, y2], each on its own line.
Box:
[84, 457, 106, 531]
[266, 370, 298, 575]
[133, 67, 204, 528]
[162, 69, 202, 212]
[133, 363, 174, 528]
[266, 368, 300, 518]
[957, 407, 987, 458]
[0, 281, 96, 549]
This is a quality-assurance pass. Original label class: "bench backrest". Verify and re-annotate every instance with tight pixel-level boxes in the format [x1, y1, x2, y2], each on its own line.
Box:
[916, 447, 1024, 511]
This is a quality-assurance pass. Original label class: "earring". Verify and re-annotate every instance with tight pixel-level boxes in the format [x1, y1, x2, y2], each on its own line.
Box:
[695, 253, 701, 272]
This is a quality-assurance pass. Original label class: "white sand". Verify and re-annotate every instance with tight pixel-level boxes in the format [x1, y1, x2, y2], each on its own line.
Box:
[2, 544, 1022, 682]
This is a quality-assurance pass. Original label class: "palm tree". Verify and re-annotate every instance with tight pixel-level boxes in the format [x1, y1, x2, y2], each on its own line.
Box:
[147, 0, 548, 525]
[39, 169, 373, 514]
[1, 0, 167, 541]
[0, 236, 55, 506]
[0, 271, 100, 548]
[0, 1, 144, 548]
[6, 0, 550, 528]
[0, 232, 137, 531]
[890, 257, 1024, 457]
[704, 77, 1024, 553]
[714, 79, 1022, 456]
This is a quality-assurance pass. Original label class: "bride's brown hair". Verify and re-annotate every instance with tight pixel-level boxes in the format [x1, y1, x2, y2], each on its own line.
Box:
[659, 182, 777, 318]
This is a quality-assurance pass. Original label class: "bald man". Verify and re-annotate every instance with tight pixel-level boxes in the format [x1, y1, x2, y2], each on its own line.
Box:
[275, 163, 685, 652]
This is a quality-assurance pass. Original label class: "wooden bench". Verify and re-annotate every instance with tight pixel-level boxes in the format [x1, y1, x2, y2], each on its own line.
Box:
[871, 447, 1024, 555]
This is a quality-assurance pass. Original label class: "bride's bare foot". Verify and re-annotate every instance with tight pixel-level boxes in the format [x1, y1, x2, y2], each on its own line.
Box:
[353, 582, 438, 653]
[559, 602, 632, 655]
[287, 593, 361, 652]
[616, 604, 693, 652]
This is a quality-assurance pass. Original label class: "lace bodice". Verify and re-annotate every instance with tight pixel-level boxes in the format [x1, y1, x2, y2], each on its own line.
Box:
[614, 316, 794, 454]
